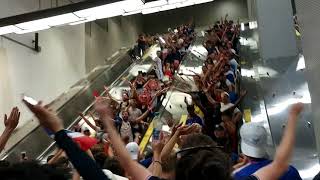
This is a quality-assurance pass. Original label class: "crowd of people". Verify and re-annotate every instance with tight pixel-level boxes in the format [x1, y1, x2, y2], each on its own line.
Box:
[0, 16, 313, 180]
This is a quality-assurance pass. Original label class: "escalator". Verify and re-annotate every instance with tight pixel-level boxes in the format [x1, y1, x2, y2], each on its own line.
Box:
[139, 35, 208, 153]
[1, 32, 208, 163]
[1, 46, 159, 162]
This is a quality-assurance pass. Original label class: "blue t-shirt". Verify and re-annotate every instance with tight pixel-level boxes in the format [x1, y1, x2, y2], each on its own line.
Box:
[186, 115, 203, 126]
[234, 159, 302, 180]
[139, 157, 153, 168]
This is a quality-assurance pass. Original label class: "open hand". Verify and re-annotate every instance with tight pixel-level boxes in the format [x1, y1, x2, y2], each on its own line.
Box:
[4, 107, 20, 131]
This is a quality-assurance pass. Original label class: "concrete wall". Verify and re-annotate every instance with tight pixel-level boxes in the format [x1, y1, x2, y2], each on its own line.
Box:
[85, 15, 143, 72]
[0, 0, 86, 132]
[142, 0, 248, 34]
[255, 0, 297, 60]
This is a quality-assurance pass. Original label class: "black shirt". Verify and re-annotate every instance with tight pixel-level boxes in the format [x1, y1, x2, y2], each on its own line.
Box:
[55, 130, 109, 180]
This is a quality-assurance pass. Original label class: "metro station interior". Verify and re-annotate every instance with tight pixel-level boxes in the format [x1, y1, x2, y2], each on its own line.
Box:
[0, 0, 319, 179]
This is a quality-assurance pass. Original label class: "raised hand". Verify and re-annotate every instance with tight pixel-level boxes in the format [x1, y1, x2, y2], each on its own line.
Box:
[177, 124, 199, 136]
[290, 103, 304, 116]
[104, 86, 111, 97]
[152, 132, 165, 155]
[171, 123, 183, 137]
[94, 97, 112, 118]
[23, 100, 63, 133]
[4, 107, 20, 131]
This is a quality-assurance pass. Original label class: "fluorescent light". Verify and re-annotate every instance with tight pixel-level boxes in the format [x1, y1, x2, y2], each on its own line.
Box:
[176, 1, 195, 8]
[160, 4, 177, 11]
[168, 0, 187, 4]
[15, 26, 50, 34]
[142, 0, 167, 9]
[69, 17, 95, 25]
[15, 19, 50, 32]
[123, 10, 142, 16]
[0, 25, 22, 35]
[44, 13, 82, 26]
[142, 7, 160, 14]
[194, 0, 213, 4]
[296, 54, 305, 71]
[249, 21, 258, 29]
[74, 2, 125, 20]
[241, 23, 245, 31]
[15, 13, 81, 32]
[123, 0, 144, 12]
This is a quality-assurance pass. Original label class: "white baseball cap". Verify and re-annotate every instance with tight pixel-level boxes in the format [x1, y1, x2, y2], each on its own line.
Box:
[126, 142, 139, 160]
[240, 123, 268, 158]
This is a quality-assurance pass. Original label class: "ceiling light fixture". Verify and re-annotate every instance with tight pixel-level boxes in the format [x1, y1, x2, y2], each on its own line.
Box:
[194, 0, 214, 5]
[0, 25, 22, 35]
[160, 4, 177, 11]
[142, 0, 168, 9]
[168, 0, 187, 4]
[122, 10, 142, 16]
[142, 7, 160, 14]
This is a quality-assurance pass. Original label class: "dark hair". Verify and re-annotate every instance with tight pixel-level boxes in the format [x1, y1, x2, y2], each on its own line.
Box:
[94, 152, 108, 168]
[181, 133, 216, 149]
[103, 158, 125, 176]
[0, 161, 69, 180]
[221, 109, 233, 118]
[186, 105, 195, 114]
[176, 134, 232, 180]
[0, 160, 10, 168]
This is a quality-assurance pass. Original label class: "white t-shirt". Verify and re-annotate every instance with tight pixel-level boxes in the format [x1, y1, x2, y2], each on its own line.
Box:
[128, 107, 142, 128]
[153, 57, 162, 70]
[120, 121, 133, 142]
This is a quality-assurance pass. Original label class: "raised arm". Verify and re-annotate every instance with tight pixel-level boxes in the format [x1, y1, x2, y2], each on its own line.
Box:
[150, 134, 165, 177]
[203, 84, 218, 105]
[23, 100, 109, 180]
[95, 97, 152, 180]
[254, 103, 303, 180]
[79, 113, 100, 132]
[160, 126, 180, 162]
[0, 107, 20, 153]
[135, 109, 151, 123]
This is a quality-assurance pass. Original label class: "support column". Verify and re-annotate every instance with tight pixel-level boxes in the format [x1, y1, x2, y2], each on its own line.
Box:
[255, 0, 297, 60]
[295, 0, 320, 161]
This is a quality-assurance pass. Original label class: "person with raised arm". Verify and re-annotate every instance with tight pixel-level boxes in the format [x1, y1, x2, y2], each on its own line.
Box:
[0, 107, 20, 153]
[23, 100, 109, 180]
[95, 97, 161, 180]
[233, 103, 303, 180]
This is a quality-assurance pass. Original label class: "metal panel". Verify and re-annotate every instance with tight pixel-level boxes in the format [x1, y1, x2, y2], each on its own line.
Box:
[240, 25, 319, 179]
